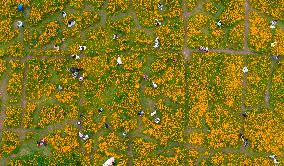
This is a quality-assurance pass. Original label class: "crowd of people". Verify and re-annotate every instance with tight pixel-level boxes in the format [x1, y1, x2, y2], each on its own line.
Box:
[15, 3, 281, 166]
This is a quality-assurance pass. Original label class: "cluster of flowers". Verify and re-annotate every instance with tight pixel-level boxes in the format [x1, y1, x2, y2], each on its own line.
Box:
[0, 130, 20, 158]
[245, 56, 271, 108]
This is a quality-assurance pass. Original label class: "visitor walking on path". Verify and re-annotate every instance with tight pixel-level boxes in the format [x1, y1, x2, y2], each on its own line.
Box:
[98, 108, 103, 113]
[62, 11, 67, 18]
[271, 41, 277, 47]
[79, 73, 85, 81]
[68, 20, 76, 27]
[117, 55, 122, 65]
[79, 46, 87, 51]
[142, 73, 148, 80]
[54, 45, 60, 51]
[113, 34, 119, 40]
[239, 133, 249, 147]
[272, 55, 279, 61]
[155, 117, 160, 124]
[269, 155, 280, 165]
[69, 67, 80, 78]
[105, 123, 109, 129]
[241, 112, 247, 118]
[270, 20, 278, 29]
[153, 37, 160, 48]
[17, 21, 24, 28]
[152, 81, 158, 89]
[198, 46, 209, 53]
[243, 66, 248, 73]
[71, 55, 80, 60]
[103, 157, 115, 166]
[138, 110, 144, 116]
[37, 138, 47, 147]
[216, 20, 222, 27]
[58, 85, 63, 91]
[18, 4, 24, 12]
[78, 132, 89, 140]
[158, 3, 164, 10]
[151, 110, 156, 116]
[155, 19, 162, 26]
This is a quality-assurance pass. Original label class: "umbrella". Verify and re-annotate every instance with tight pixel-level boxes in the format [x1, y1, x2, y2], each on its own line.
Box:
[18, 4, 24, 12]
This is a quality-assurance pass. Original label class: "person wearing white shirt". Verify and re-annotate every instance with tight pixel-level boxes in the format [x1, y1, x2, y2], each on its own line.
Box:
[155, 19, 161, 26]
[17, 21, 24, 28]
[79, 46, 87, 51]
[68, 20, 76, 27]
[71, 55, 80, 60]
[158, 3, 163, 10]
[152, 81, 158, 89]
[62, 11, 67, 17]
[216, 20, 222, 26]
[79, 74, 84, 81]
[113, 34, 118, 40]
[153, 37, 160, 48]
[269, 155, 280, 165]
[82, 135, 89, 140]
[151, 110, 156, 116]
[78, 132, 84, 138]
[270, 20, 277, 29]
[117, 55, 122, 65]
[155, 118, 160, 124]
[103, 157, 115, 166]
[243, 66, 248, 73]
[271, 41, 277, 47]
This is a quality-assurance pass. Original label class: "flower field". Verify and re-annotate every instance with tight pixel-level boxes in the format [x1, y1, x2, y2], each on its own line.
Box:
[0, 0, 283, 165]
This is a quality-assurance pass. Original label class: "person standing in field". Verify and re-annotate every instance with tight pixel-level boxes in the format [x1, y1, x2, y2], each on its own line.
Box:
[62, 11, 67, 18]
[17, 21, 24, 28]
[117, 55, 122, 65]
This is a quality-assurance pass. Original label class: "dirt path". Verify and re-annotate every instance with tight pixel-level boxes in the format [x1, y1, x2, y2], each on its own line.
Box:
[240, 0, 251, 156]
[127, 141, 134, 166]
[2, 0, 279, 164]
[209, 49, 256, 55]
[39, 119, 78, 135]
[182, 1, 193, 165]
[182, 0, 190, 61]
[241, 57, 248, 112]
[18, 62, 28, 141]
[244, 0, 250, 51]
[129, 0, 141, 29]
[0, 75, 8, 134]
[129, 0, 153, 36]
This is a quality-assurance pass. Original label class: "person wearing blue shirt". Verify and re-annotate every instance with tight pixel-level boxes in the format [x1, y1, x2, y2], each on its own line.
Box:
[18, 4, 24, 12]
